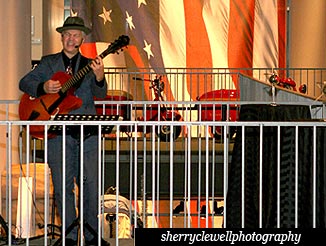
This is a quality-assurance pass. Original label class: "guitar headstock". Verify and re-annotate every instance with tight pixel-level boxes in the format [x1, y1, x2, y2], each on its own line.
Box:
[104, 35, 130, 56]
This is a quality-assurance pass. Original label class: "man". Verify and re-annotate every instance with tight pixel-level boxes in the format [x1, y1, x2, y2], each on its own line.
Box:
[19, 16, 108, 245]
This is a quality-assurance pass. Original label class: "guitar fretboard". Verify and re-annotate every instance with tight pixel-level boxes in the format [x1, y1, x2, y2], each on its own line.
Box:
[61, 64, 92, 93]
[60, 34, 130, 94]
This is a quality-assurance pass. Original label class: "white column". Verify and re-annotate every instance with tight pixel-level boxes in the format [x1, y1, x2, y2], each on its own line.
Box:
[0, 1, 31, 175]
[289, 0, 326, 67]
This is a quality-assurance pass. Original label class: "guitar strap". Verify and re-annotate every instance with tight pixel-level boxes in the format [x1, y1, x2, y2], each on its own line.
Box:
[78, 54, 90, 71]
[73, 54, 91, 89]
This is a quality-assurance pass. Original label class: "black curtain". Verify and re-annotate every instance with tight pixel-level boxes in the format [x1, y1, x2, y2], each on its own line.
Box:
[226, 104, 326, 228]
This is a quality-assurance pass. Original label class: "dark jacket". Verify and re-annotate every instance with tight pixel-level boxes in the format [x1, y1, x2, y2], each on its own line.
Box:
[19, 52, 107, 116]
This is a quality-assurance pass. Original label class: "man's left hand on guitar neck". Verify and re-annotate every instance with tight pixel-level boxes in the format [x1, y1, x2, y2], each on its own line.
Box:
[90, 56, 104, 82]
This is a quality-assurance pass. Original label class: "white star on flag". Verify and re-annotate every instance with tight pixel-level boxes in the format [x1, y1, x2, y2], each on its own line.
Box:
[70, 9, 78, 17]
[138, 0, 147, 8]
[71, 0, 287, 102]
[98, 6, 112, 24]
[126, 11, 135, 30]
[143, 40, 154, 60]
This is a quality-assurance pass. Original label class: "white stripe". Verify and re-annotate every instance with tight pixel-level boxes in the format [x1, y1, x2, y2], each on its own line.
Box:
[203, 0, 230, 69]
[159, 0, 186, 69]
[159, 0, 194, 106]
[202, 0, 235, 89]
[253, 0, 279, 75]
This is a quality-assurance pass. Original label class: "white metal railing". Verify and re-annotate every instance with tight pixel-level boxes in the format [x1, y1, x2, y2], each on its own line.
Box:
[1, 103, 326, 245]
[1, 68, 326, 245]
[103, 67, 326, 100]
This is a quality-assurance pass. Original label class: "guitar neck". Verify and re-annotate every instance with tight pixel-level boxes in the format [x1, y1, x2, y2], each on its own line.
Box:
[61, 63, 92, 94]
[60, 35, 130, 94]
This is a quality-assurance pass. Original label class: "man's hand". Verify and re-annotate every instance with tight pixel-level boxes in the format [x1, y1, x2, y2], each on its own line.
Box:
[90, 56, 105, 82]
[43, 80, 62, 94]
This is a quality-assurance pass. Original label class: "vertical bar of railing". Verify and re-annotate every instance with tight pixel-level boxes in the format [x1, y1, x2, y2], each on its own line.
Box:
[134, 124, 139, 228]
[186, 125, 191, 228]
[156, 126, 160, 229]
[98, 125, 102, 245]
[32, 138, 36, 163]
[312, 125, 317, 228]
[197, 105, 202, 228]
[7, 122, 13, 245]
[44, 125, 49, 245]
[151, 126, 156, 228]
[277, 125, 281, 228]
[183, 106, 190, 228]
[223, 120, 229, 228]
[169, 125, 174, 228]
[168, 105, 174, 228]
[211, 123, 216, 229]
[100, 128, 105, 242]
[32, 139, 37, 236]
[44, 157, 50, 246]
[205, 125, 209, 228]
[197, 125, 202, 228]
[32, 144, 36, 237]
[259, 124, 263, 228]
[26, 125, 30, 245]
[62, 126, 66, 246]
[128, 125, 134, 234]
[241, 125, 245, 228]
[80, 126, 84, 245]
[183, 128, 188, 228]
[295, 125, 299, 228]
[115, 125, 120, 246]
[142, 123, 147, 229]
[27, 151, 31, 243]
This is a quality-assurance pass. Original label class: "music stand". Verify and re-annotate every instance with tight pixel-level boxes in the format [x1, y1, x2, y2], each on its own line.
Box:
[48, 114, 122, 136]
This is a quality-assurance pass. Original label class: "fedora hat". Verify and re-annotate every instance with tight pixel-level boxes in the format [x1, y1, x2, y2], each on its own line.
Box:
[56, 16, 91, 35]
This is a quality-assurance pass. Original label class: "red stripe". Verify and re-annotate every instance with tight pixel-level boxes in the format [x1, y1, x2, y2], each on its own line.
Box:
[184, 0, 213, 100]
[228, 0, 255, 88]
[80, 43, 98, 59]
[126, 45, 146, 68]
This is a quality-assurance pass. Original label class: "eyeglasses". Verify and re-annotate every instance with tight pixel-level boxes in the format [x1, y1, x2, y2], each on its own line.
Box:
[62, 32, 82, 39]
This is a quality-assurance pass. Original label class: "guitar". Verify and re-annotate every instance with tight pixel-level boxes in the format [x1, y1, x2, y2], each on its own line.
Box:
[19, 35, 130, 139]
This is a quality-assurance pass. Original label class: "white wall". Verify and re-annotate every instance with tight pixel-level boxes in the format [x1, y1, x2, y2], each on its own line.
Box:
[289, 1, 326, 67]
[31, 0, 43, 61]
[0, 1, 31, 170]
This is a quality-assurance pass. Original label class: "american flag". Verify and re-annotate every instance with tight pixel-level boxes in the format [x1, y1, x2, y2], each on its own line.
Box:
[71, 0, 286, 101]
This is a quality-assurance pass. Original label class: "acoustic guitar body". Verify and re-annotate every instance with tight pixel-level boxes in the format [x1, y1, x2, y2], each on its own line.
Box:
[19, 71, 83, 139]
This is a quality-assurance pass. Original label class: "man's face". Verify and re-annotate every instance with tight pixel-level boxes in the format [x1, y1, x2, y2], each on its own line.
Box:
[61, 29, 84, 56]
